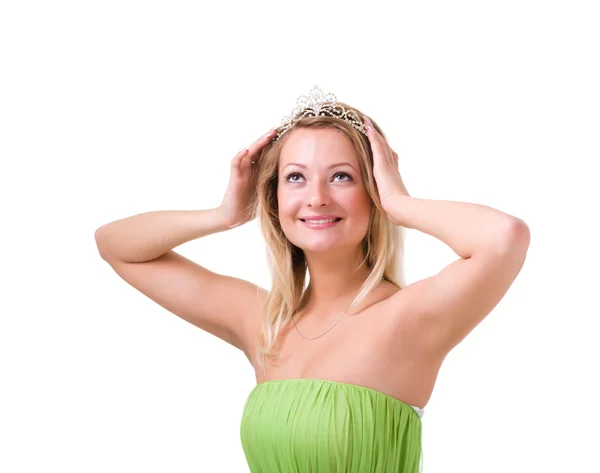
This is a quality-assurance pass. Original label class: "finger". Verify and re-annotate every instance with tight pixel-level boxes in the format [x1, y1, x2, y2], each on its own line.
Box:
[244, 127, 277, 165]
[231, 147, 250, 169]
[240, 148, 255, 170]
[250, 127, 277, 152]
[365, 122, 387, 158]
[364, 116, 380, 142]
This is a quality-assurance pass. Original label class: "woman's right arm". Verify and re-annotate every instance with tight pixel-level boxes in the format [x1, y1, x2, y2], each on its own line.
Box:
[94, 208, 264, 362]
[94, 208, 232, 263]
[94, 126, 278, 362]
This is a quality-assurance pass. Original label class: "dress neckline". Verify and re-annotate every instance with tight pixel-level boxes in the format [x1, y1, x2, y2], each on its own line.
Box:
[252, 378, 425, 415]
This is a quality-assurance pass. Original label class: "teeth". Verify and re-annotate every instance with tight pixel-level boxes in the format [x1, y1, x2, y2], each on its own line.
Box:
[305, 218, 337, 224]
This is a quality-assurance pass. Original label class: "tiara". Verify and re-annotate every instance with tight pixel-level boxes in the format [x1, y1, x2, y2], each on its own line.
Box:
[271, 85, 368, 143]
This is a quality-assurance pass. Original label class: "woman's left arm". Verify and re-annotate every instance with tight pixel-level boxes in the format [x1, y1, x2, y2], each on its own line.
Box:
[383, 195, 529, 258]
[363, 115, 531, 358]
[385, 196, 530, 359]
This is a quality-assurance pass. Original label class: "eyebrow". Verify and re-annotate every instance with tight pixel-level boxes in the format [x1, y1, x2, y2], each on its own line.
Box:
[282, 162, 356, 171]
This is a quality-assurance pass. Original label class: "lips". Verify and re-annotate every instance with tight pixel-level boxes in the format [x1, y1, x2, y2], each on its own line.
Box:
[300, 217, 343, 229]
[300, 217, 342, 223]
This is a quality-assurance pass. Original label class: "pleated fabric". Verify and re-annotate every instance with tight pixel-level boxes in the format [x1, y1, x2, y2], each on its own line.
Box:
[240, 378, 424, 473]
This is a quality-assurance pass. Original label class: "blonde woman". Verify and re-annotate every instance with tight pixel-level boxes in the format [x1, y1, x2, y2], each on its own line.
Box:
[95, 86, 530, 473]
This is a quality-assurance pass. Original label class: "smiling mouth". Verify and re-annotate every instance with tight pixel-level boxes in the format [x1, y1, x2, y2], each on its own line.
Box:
[299, 218, 342, 223]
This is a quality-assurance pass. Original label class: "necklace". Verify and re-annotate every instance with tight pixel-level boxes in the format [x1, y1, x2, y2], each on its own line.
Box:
[292, 294, 356, 340]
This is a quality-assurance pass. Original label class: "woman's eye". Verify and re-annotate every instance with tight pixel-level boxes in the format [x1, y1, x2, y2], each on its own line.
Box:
[333, 172, 351, 181]
[285, 172, 352, 183]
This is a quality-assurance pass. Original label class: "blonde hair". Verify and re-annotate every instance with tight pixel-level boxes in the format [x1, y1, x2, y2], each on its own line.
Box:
[248, 102, 406, 372]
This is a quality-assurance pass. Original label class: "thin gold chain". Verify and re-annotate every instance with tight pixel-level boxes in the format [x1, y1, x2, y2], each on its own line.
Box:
[292, 296, 356, 340]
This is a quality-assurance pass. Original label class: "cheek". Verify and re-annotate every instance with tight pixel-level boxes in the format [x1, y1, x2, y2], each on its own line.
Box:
[276, 188, 287, 213]
[346, 189, 372, 215]
[347, 193, 373, 235]
[277, 189, 300, 220]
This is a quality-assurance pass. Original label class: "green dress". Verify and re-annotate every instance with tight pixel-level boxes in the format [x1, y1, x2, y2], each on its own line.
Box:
[240, 378, 425, 473]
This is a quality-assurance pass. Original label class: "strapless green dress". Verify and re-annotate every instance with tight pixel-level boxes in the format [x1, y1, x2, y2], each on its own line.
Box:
[240, 378, 425, 473]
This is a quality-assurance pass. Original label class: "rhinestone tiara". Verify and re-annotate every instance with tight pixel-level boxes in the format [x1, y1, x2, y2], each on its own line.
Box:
[272, 85, 369, 143]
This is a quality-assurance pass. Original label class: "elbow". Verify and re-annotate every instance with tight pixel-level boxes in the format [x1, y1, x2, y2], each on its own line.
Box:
[94, 227, 112, 260]
[508, 218, 530, 245]
[499, 218, 531, 254]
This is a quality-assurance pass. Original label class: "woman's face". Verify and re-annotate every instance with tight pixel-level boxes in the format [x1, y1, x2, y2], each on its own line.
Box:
[277, 127, 372, 254]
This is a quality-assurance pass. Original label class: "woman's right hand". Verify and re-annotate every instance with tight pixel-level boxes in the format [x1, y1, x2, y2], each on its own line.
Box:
[219, 126, 278, 228]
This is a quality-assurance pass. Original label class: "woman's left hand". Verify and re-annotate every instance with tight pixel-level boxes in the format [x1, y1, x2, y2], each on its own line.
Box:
[363, 115, 410, 215]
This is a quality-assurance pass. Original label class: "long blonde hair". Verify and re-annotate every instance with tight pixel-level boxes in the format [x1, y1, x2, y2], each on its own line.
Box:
[248, 102, 406, 372]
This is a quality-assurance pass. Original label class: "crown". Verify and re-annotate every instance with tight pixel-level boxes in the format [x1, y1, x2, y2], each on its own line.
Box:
[272, 85, 368, 143]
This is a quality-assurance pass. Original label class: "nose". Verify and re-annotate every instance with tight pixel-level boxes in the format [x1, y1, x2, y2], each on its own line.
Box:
[305, 178, 330, 208]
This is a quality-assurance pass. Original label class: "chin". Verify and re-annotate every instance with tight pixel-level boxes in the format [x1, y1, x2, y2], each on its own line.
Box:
[291, 235, 363, 255]
[299, 241, 340, 254]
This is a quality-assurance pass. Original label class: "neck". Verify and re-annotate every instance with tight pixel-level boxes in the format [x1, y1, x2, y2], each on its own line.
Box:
[302, 245, 370, 312]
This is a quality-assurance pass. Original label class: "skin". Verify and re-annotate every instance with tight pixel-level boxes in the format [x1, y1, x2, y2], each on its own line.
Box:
[277, 127, 378, 314]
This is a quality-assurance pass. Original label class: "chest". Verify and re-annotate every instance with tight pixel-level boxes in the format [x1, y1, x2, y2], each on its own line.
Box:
[253, 299, 442, 408]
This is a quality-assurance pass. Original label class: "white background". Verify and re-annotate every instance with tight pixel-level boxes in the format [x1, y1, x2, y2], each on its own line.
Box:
[1, 0, 598, 471]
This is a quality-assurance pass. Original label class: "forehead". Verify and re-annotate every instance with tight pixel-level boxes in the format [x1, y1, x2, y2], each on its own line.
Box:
[279, 128, 358, 168]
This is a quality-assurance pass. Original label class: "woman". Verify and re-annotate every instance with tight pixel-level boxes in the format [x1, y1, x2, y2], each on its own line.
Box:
[95, 86, 530, 472]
